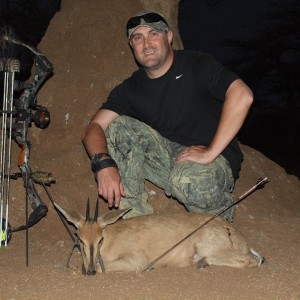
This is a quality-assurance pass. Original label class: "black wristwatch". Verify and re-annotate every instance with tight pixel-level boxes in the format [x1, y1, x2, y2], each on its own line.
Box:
[91, 153, 118, 174]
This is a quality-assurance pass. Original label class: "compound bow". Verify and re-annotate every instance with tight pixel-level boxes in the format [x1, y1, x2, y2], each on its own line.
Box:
[0, 32, 56, 248]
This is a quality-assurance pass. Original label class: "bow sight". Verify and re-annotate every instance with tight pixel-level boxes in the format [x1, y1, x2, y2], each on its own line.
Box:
[0, 32, 56, 251]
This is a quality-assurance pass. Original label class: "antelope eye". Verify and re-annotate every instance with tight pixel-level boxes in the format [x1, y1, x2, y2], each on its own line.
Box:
[97, 236, 103, 245]
[78, 239, 85, 247]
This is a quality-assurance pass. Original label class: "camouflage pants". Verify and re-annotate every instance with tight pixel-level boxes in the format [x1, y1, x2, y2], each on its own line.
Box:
[106, 116, 235, 221]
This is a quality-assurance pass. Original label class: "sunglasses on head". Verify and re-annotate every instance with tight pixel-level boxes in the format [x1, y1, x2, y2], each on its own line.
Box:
[126, 12, 169, 30]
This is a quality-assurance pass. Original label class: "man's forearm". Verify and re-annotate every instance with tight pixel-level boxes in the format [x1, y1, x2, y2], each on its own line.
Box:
[208, 80, 253, 160]
[82, 121, 109, 158]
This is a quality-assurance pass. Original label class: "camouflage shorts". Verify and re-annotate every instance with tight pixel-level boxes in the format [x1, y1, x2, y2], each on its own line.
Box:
[105, 116, 235, 221]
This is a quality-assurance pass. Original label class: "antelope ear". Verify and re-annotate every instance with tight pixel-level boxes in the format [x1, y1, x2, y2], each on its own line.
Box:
[54, 202, 84, 228]
[97, 208, 131, 228]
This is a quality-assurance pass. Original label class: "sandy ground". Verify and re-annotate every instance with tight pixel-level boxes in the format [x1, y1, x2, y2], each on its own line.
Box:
[1, 1, 299, 299]
[1, 144, 299, 300]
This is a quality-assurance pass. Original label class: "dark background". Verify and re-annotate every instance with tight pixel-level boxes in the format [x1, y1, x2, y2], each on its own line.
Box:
[178, 0, 300, 179]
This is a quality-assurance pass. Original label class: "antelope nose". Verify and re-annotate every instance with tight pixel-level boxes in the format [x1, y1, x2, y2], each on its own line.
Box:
[87, 268, 96, 275]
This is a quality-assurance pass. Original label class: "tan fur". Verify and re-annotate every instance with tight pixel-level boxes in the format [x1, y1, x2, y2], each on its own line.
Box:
[54, 203, 264, 274]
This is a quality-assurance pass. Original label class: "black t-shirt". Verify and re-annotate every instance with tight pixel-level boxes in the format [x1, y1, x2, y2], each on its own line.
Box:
[102, 50, 243, 179]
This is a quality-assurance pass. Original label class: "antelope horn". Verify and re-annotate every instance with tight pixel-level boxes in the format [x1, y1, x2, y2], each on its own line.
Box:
[94, 198, 99, 222]
[86, 198, 90, 221]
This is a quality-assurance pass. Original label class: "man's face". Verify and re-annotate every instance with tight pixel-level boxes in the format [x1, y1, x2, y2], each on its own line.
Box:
[129, 26, 173, 72]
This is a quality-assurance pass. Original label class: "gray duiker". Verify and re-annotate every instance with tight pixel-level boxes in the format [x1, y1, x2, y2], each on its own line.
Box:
[54, 200, 264, 275]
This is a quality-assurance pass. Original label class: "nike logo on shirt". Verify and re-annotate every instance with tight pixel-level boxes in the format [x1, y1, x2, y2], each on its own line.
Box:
[175, 74, 183, 79]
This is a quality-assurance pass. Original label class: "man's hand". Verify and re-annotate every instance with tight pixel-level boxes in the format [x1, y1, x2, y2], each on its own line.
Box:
[175, 145, 215, 165]
[96, 167, 125, 208]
